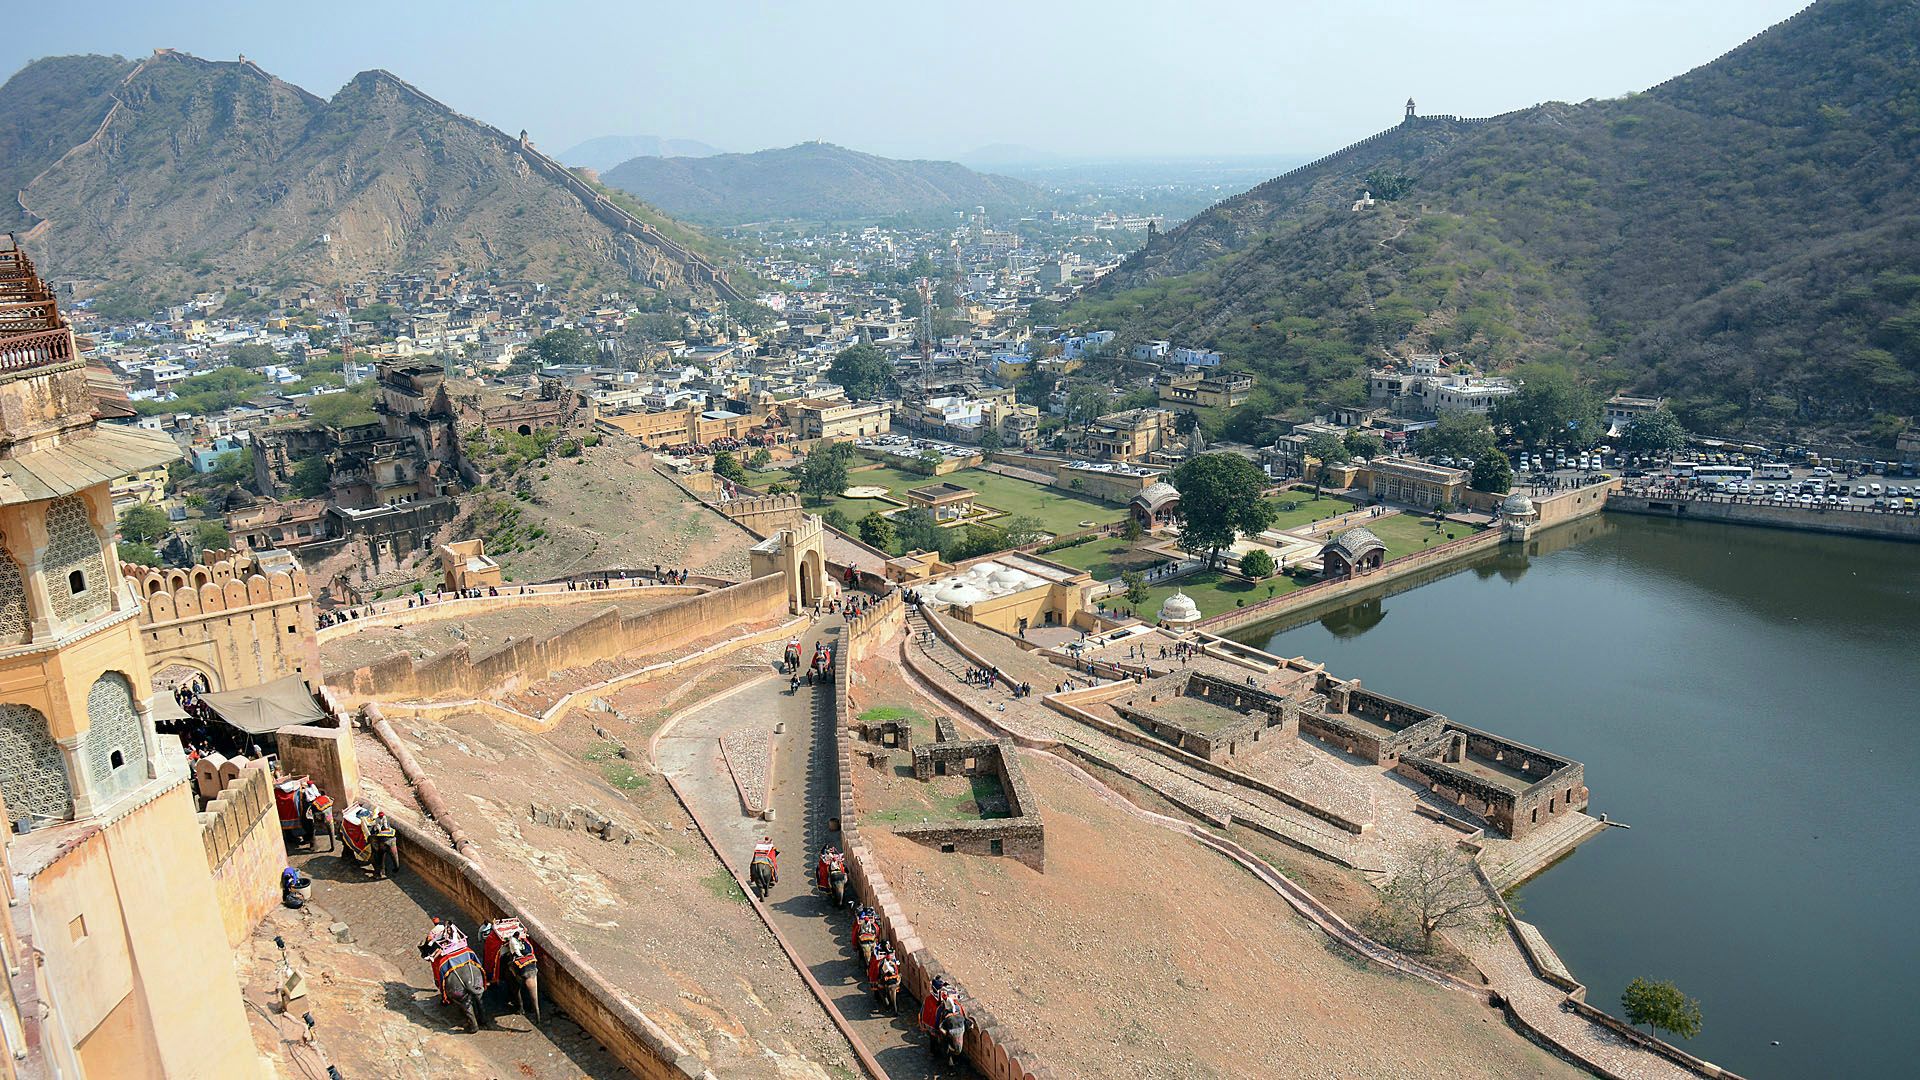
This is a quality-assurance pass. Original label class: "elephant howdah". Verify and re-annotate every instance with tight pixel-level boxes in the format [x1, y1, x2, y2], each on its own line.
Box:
[339, 803, 399, 878]
[482, 918, 541, 1024]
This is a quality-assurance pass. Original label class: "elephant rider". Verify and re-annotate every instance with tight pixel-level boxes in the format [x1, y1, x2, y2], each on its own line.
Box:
[851, 906, 880, 952]
[920, 974, 963, 1031]
[816, 845, 845, 890]
[422, 916, 465, 955]
[752, 837, 779, 881]
[867, 940, 896, 987]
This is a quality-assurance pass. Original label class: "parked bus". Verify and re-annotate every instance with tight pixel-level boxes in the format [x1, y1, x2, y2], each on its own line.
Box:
[1670, 460, 1699, 477]
[1695, 465, 1754, 486]
[1757, 463, 1793, 480]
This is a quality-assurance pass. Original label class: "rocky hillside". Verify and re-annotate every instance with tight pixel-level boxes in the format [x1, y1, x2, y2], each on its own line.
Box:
[602, 141, 1044, 224]
[1087, 0, 1920, 444]
[7, 50, 738, 306]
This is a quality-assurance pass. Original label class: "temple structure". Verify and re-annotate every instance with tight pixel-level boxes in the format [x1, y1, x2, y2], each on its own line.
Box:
[0, 236, 262, 1076]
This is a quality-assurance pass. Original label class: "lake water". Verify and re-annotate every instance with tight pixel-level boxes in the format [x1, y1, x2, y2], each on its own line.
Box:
[1240, 513, 1920, 1079]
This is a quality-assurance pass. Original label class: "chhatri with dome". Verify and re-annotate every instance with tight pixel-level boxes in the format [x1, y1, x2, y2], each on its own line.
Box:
[1157, 590, 1203, 629]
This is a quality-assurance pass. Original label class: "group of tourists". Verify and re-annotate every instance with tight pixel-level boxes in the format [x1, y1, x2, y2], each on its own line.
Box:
[962, 665, 999, 687]
[785, 639, 835, 692]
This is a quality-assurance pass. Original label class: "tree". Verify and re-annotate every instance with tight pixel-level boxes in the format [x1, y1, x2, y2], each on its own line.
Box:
[1121, 570, 1148, 606]
[713, 450, 749, 484]
[117, 503, 170, 546]
[1344, 430, 1386, 460]
[891, 508, 944, 553]
[1305, 433, 1350, 488]
[1122, 515, 1144, 542]
[1491, 369, 1602, 449]
[1470, 453, 1513, 494]
[857, 511, 896, 551]
[978, 428, 1003, 452]
[193, 521, 230, 552]
[1420, 412, 1500, 463]
[1621, 978, 1703, 1040]
[1379, 839, 1503, 952]
[1620, 407, 1687, 455]
[225, 342, 279, 370]
[915, 449, 944, 474]
[1238, 548, 1276, 580]
[211, 450, 252, 486]
[119, 540, 161, 567]
[797, 442, 854, 502]
[748, 447, 773, 470]
[999, 515, 1047, 548]
[827, 343, 893, 400]
[528, 328, 594, 369]
[1171, 453, 1275, 568]
[290, 455, 332, 498]
[1065, 383, 1111, 430]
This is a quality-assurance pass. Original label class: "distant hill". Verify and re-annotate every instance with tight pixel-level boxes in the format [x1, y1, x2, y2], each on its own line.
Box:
[5, 50, 741, 306]
[601, 141, 1045, 224]
[559, 134, 723, 171]
[1087, 0, 1920, 445]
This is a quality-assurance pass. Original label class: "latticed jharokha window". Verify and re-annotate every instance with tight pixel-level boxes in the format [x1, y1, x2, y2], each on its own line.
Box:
[45, 496, 110, 624]
[0, 536, 27, 644]
[85, 672, 146, 801]
[0, 703, 71, 821]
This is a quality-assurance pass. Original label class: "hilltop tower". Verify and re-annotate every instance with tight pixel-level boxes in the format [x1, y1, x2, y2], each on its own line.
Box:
[0, 236, 262, 1076]
[1405, 97, 1417, 123]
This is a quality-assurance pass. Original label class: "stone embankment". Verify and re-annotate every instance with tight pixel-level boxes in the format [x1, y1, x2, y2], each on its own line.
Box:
[1608, 490, 1920, 542]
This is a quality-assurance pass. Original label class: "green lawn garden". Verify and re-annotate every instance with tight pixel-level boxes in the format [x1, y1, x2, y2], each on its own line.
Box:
[1363, 512, 1480, 560]
[804, 465, 1124, 539]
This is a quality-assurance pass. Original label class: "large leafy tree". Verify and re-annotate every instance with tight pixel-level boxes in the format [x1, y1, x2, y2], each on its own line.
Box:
[828, 343, 893, 400]
[857, 511, 895, 551]
[712, 450, 749, 484]
[797, 441, 855, 502]
[1492, 369, 1603, 449]
[891, 508, 943, 553]
[1470, 453, 1513, 494]
[528, 328, 594, 368]
[1238, 548, 1276, 579]
[290, 455, 332, 498]
[1621, 978, 1703, 1040]
[1420, 412, 1501, 462]
[1620, 407, 1688, 455]
[117, 503, 170, 546]
[1344, 430, 1386, 459]
[1171, 453, 1274, 567]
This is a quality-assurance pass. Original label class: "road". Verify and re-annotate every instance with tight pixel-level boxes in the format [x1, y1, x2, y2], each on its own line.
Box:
[288, 846, 627, 1079]
[656, 617, 971, 1079]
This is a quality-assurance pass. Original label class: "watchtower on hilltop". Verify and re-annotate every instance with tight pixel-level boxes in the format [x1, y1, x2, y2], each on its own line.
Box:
[1405, 97, 1417, 123]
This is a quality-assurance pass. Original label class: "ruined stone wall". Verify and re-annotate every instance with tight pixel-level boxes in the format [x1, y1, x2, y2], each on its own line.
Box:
[899, 737, 1044, 870]
[382, 815, 713, 1080]
[322, 574, 787, 703]
[196, 760, 282, 948]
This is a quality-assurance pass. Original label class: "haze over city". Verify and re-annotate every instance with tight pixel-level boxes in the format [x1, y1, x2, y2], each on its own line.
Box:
[11, 0, 1808, 160]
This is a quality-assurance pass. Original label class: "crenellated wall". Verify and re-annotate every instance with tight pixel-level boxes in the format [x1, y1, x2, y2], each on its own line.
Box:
[125, 549, 320, 691]
[195, 759, 284, 948]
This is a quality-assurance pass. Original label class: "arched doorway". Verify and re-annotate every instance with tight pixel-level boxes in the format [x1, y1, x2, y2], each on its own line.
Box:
[799, 548, 823, 608]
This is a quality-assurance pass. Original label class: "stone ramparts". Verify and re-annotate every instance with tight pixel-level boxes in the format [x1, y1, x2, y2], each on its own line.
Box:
[833, 608, 1049, 1080]
[322, 574, 788, 703]
[382, 814, 715, 1080]
[315, 582, 704, 644]
[197, 759, 283, 947]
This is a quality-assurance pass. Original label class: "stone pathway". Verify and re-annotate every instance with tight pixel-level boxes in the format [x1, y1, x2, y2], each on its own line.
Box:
[657, 618, 970, 1079]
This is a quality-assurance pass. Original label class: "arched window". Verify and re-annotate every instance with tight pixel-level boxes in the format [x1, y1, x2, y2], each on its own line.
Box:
[68, 569, 86, 594]
[85, 672, 147, 801]
[0, 703, 71, 821]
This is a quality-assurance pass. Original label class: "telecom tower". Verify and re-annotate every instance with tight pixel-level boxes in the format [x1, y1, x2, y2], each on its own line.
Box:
[916, 276, 935, 401]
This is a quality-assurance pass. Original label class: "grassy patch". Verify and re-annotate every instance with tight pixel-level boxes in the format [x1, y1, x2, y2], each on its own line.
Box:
[701, 869, 747, 902]
[1364, 512, 1483, 560]
[1040, 536, 1166, 581]
[859, 706, 924, 723]
[1119, 569, 1303, 620]
[583, 740, 650, 792]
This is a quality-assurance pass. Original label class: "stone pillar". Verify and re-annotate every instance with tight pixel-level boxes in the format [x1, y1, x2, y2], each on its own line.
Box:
[134, 694, 163, 780]
[1274, 701, 1300, 739]
[56, 734, 99, 818]
[10, 504, 59, 640]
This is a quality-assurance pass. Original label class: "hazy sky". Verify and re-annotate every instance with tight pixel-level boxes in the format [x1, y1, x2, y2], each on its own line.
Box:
[11, 0, 1810, 161]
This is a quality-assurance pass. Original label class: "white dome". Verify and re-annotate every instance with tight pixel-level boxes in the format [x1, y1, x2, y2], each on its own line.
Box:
[1159, 591, 1202, 625]
[1501, 491, 1537, 516]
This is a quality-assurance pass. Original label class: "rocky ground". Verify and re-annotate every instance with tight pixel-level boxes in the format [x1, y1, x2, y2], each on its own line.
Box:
[493, 444, 756, 583]
[319, 594, 680, 673]
[352, 641, 858, 1078]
